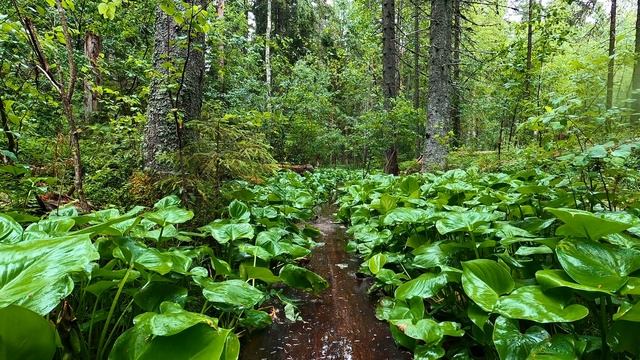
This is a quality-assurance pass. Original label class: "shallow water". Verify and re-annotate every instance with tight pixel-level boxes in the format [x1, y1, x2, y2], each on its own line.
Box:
[240, 205, 412, 360]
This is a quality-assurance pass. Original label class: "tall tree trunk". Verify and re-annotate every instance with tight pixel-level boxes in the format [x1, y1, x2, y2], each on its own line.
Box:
[15, 1, 88, 208]
[382, 0, 399, 175]
[631, 0, 640, 123]
[413, 1, 422, 156]
[524, 0, 533, 98]
[606, 0, 617, 110]
[83, 32, 101, 121]
[56, 0, 88, 209]
[413, 1, 420, 109]
[451, 0, 461, 147]
[0, 97, 17, 158]
[265, 0, 272, 109]
[423, 0, 452, 171]
[217, 0, 226, 93]
[143, 0, 206, 172]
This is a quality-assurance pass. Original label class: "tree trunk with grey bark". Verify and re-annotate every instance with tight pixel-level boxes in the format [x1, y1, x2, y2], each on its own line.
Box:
[423, 0, 452, 171]
[84, 32, 101, 121]
[422, 0, 452, 171]
[606, 0, 616, 110]
[451, 0, 461, 147]
[630, 0, 640, 123]
[143, 0, 206, 172]
[382, 0, 399, 175]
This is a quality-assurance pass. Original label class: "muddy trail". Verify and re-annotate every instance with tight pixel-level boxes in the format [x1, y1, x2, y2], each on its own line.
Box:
[240, 204, 412, 360]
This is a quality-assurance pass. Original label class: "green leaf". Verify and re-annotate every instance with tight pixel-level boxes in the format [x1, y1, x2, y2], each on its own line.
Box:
[383, 207, 432, 226]
[154, 195, 181, 209]
[391, 319, 443, 345]
[238, 309, 272, 329]
[368, 253, 387, 275]
[0, 234, 98, 315]
[0, 305, 57, 360]
[545, 208, 631, 240]
[495, 286, 589, 323]
[436, 211, 500, 234]
[197, 279, 264, 309]
[279, 264, 328, 292]
[201, 222, 254, 244]
[109, 303, 230, 360]
[493, 316, 549, 360]
[134, 283, 188, 312]
[0, 213, 22, 244]
[461, 259, 514, 312]
[228, 200, 250, 221]
[555, 238, 638, 292]
[526, 335, 586, 360]
[535, 269, 612, 294]
[612, 301, 640, 322]
[241, 265, 281, 284]
[144, 207, 194, 226]
[395, 272, 449, 300]
[373, 194, 397, 215]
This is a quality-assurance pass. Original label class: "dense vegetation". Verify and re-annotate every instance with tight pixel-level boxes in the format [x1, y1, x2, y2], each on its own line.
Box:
[1, 0, 640, 358]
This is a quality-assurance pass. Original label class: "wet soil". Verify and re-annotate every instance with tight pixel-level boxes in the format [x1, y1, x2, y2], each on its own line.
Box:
[240, 204, 412, 360]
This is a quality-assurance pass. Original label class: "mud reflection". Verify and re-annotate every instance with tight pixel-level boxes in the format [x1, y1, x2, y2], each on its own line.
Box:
[240, 205, 411, 360]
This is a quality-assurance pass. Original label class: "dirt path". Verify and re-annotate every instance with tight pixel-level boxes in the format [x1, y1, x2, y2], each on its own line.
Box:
[240, 205, 412, 360]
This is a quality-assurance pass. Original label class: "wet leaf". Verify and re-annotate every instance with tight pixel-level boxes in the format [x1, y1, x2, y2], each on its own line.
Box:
[461, 259, 514, 312]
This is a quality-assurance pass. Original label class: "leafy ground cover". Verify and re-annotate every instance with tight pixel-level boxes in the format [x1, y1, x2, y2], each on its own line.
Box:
[336, 166, 640, 359]
[0, 170, 351, 360]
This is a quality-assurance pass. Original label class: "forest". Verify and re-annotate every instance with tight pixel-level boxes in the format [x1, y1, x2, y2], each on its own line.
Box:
[1, 0, 640, 358]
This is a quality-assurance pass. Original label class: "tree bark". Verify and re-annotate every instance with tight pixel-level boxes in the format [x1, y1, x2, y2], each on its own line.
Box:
[83, 32, 101, 120]
[423, 0, 452, 171]
[631, 0, 640, 123]
[265, 0, 272, 109]
[413, 1, 420, 110]
[382, 0, 399, 175]
[606, 0, 617, 110]
[524, 0, 533, 98]
[217, 0, 226, 93]
[451, 0, 462, 147]
[0, 97, 17, 157]
[143, 0, 206, 172]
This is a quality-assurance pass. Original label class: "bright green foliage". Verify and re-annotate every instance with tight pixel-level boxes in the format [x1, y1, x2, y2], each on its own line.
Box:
[0, 170, 345, 359]
[337, 167, 640, 358]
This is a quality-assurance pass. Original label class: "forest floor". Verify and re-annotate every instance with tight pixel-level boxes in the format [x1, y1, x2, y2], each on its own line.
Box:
[240, 204, 411, 360]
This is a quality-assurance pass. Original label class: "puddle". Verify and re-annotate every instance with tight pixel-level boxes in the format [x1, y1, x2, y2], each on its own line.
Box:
[240, 204, 412, 360]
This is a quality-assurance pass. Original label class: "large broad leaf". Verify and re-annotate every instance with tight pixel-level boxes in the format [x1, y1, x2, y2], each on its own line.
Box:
[279, 264, 328, 292]
[200, 222, 254, 244]
[0, 305, 57, 360]
[196, 279, 264, 309]
[546, 208, 631, 240]
[144, 207, 194, 227]
[612, 301, 640, 322]
[383, 208, 433, 226]
[461, 259, 514, 312]
[608, 321, 640, 355]
[391, 319, 443, 345]
[0, 214, 22, 244]
[395, 272, 449, 300]
[368, 253, 388, 275]
[535, 270, 612, 294]
[228, 200, 250, 222]
[494, 286, 589, 323]
[25, 218, 75, 237]
[372, 194, 397, 215]
[109, 302, 234, 360]
[113, 238, 175, 275]
[0, 234, 98, 315]
[134, 283, 188, 312]
[436, 211, 501, 235]
[555, 238, 639, 292]
[493, 316, 549, 360]
[526, 335, 587, 360]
